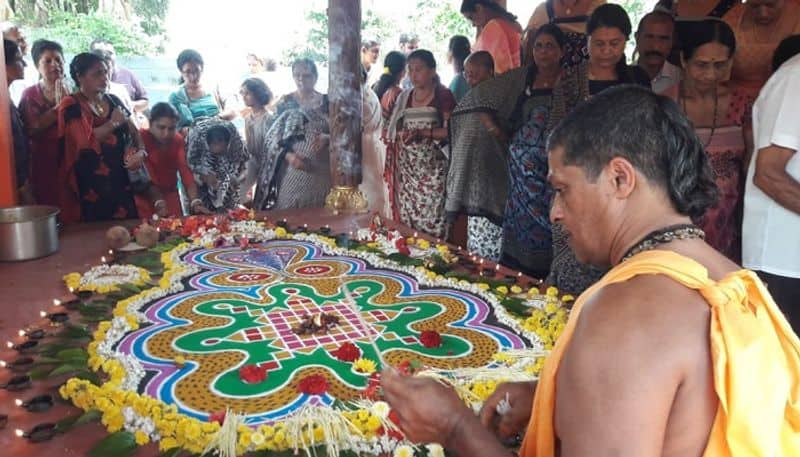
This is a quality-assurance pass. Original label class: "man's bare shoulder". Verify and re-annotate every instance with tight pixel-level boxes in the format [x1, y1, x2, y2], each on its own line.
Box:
[571, 273, 711, 369]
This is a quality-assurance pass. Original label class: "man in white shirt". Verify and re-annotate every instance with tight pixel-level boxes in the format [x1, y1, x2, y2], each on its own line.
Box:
[1, 21, 36, 105]
[635, 11, 681, 94]
[742, 38, 800, 332]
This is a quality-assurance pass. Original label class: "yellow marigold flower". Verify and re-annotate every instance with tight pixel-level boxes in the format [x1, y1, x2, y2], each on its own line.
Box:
[425, 270, 437, 280]
[159, 437, 179, 452]
[427, 443, 446, 457]
[394, 444, 415, 457]
[561, 294, 575, 302]
[544, 301, 559, 314]
[354, 358, 377, 374]
[274, 227, 287, 238]
[436, 244, 449, 254]
[510, 285, 523, 294]
[416, 239, 430, 250]
[527, 287, 539, 296]
[366, 242, 379, 249]
[366, 415, 382, 432]
[259, 425, 275, 439]
[356, 409, 370, 422]
[134, 430, 150, 445]
[174, 356, 186, 367]
[495, 285, 509, 295]
[492, 352, 513, 364]
[546, 286, 559, 297]
[273, 430, 286, 446]
[313, 426, 325, 441]
[477, 283, 490, 291]
[102, 410, 125, 433]
[405, 237, 415, 245]
[238, 429, 252, 448]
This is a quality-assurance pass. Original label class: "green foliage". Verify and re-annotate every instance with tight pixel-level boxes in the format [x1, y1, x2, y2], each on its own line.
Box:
[25, 10, 155, 56]
[87, 431, 137, 457]
[412, 0, 474, 57]
[133, 0, 169, 36]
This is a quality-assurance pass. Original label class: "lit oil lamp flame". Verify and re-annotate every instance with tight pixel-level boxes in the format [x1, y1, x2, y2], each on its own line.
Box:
[6, 341, 13, 348]
[0, 360, 6, 368]
[52, 299, 61, 306]
[39, 311, 47, 318]
[15, 429, 24, 438]
[18, 330, 25, 337]
[15, 399, 22, 407]
[101, 256, 107, 263]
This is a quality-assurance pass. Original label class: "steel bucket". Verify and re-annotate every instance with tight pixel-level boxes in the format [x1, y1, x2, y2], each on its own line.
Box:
[0, 206, 60, 261]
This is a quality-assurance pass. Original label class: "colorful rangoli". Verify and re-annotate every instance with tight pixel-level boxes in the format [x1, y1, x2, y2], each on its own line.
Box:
[60, 219, 565, 456]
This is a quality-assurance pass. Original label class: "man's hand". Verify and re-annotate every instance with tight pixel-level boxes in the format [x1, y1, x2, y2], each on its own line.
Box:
[479, 381, 536, 441]
[381, 368, 471, 446]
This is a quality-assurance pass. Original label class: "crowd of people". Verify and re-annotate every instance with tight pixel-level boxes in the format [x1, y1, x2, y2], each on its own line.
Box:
[4, 0, 800, 325]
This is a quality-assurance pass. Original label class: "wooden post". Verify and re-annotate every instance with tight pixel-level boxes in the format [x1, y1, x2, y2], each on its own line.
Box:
[0, 39, 18, 207]
[324, 0, 368, 214]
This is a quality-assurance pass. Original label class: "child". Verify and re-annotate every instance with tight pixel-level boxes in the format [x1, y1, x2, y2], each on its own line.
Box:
[186, 118, 249, 212]
[137, 102, 209, 217]
[463, 51, 495, 87]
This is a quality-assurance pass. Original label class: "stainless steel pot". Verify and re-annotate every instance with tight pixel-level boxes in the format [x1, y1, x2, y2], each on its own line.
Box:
[0, 206, 60, 261]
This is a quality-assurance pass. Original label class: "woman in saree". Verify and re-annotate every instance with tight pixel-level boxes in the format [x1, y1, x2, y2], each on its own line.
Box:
[168, 49, 236, 134]
[238, 77, 275, 206]
[663, 19, 753, 262]
[384, 50, 456, 239]
[185, 118, 248, 212]
[460, 0, 522, 75]
[525, 0, 605, 67]
[724, 0, 800, 99]
[547, 3, 652, 294]
[59, 52, 165, 223]
[253, 58, 331, 210]
[19, 39, 71, 208]
[502, 25, 567, 279]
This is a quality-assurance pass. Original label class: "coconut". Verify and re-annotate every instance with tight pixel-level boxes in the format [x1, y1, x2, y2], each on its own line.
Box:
[135, 223, 159, 248]
[105, 226, 131, 249]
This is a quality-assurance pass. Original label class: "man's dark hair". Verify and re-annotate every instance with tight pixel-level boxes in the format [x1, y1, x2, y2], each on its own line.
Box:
[635, 10, 675, 36]
[772, 34, 800, 73]
[149, 102, 179, 122]
[206, 124, 231, 145]
[31, 39, 63, 66]
[548, 85, 718, 219]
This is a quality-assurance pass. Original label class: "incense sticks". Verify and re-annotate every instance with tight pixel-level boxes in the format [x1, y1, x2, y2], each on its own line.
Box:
[340, 282, 387, 368]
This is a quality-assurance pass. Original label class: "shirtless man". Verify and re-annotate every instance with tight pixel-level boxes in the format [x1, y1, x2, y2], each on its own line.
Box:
[382, 85, 799, 456]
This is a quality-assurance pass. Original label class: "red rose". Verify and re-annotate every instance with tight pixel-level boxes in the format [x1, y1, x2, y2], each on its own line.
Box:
[363, 372, 382, 400]
[297, 374, 329, 395]
[331, 342, 361, 362]
[239, 364, 268, 384]
[209, 410, 226, 425]
[394, 238, 410, 256]
[420, 330, 442, 348]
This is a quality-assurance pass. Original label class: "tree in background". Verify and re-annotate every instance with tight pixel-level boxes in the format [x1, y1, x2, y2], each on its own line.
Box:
[7, 0, 169, 55]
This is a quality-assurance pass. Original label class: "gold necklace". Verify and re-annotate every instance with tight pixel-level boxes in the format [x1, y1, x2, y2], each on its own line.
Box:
[85, 95, 107, 118]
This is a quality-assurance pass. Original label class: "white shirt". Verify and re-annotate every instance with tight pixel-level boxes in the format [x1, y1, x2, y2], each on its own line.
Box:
[651, 60, 682, 94]
[742, 53, 800, 278]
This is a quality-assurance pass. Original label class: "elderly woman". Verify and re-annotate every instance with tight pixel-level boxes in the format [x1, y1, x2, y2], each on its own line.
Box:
[461, 0, 522, 74]
[19, 39, 70, 207]
[524, 0, 605, 67]
[259, 59, 331, 209]
[724, 0, 800, 99]
[547, 3, 651, 294]
[384, 50, 456, 238]
[58, 52, 165, 223]
[168, 49, 235, 133]
[663, 19, 753, 262]
[361, 38, 381, 74]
